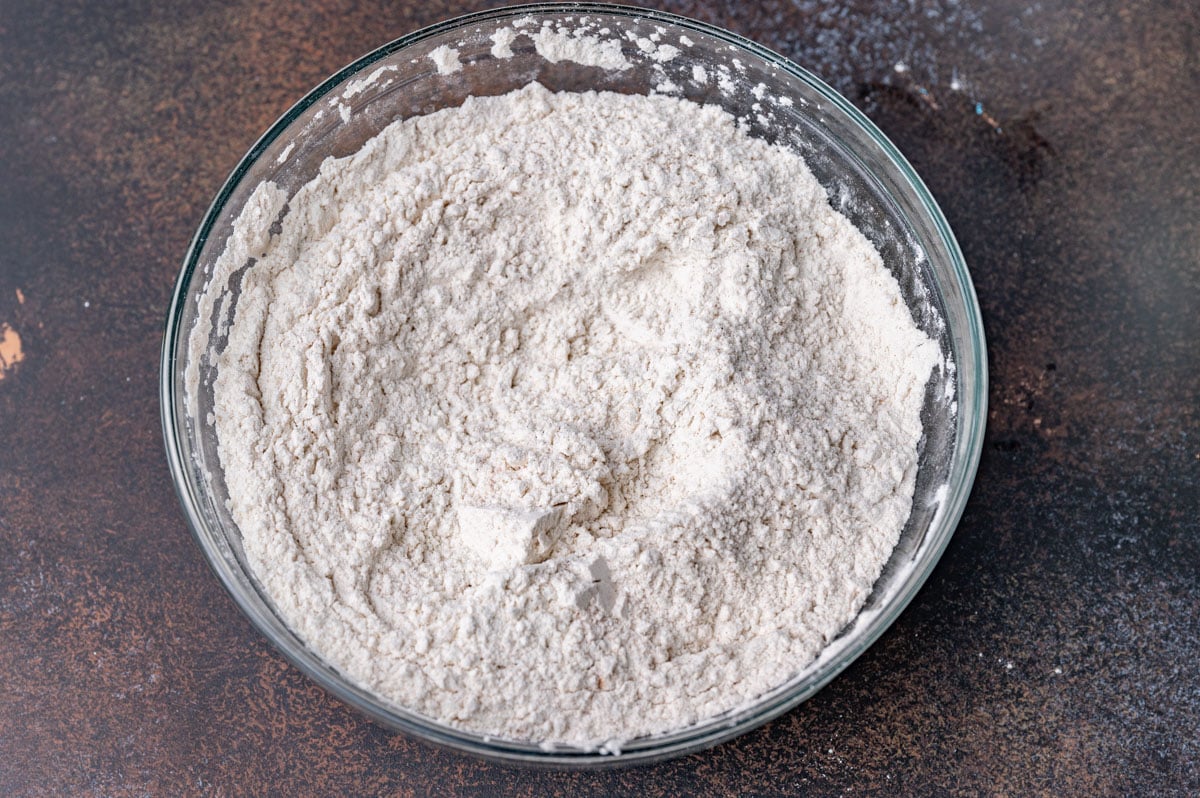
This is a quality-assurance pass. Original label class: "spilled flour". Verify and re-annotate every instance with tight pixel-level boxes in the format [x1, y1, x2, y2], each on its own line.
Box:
[205, 82, 938, 749]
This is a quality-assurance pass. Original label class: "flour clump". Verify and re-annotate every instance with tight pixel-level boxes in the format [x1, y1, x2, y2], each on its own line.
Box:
[207, 82, 940, 749]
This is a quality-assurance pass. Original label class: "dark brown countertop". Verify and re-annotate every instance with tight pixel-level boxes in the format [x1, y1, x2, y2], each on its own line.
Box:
[1, 1, 1197, 795]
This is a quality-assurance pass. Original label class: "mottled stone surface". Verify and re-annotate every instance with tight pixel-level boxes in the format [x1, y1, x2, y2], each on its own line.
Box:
[1, 1, 1197, 795]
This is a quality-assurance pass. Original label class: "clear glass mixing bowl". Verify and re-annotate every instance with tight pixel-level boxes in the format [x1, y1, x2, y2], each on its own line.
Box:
[161, 3, 987, 766]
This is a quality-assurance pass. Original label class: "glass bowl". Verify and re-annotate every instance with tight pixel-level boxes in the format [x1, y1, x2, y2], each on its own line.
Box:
[161, 3, 986, 767]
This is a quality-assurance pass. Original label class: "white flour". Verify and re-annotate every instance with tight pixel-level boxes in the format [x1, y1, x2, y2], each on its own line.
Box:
[427, 45, 461, 75]
[206, 82, 939, 749]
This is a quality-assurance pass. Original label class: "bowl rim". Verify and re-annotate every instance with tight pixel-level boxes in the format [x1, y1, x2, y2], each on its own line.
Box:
[160, 1, 988, 767]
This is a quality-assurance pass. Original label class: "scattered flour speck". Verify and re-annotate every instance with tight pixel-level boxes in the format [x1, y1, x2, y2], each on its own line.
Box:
[490, 28, 517, 59]
[429, 44, 462, 75]
[531, 27, 630, 70]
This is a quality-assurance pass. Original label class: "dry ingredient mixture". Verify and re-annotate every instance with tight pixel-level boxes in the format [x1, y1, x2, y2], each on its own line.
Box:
[202, 82, 939, 750]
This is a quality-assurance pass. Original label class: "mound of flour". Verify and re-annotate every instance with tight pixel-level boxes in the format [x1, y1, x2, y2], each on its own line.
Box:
[205, 82, 939, 749]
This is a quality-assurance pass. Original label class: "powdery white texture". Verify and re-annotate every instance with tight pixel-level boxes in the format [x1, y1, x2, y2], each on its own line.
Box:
[344, 65, 398, 99]
[628, 30, 681, 63]
[531, 27, 630, 70]
[489, 28, 517, 59]
[209, 83, 939, 749]
[428, 44, 461, 75]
